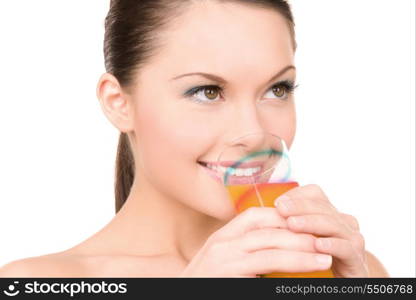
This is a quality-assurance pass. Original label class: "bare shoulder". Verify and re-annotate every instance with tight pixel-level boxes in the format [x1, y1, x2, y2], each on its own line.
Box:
[0, 252, 87, 278]
[0, 250, 185, 277]
[365, 250, 390, 277]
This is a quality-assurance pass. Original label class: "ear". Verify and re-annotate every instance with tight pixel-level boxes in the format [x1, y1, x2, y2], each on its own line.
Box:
[96, 73, 135, 133]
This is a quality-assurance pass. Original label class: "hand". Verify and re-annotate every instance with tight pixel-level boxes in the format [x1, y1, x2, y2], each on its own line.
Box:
[275, 184, 369, 277]
[179, 206, 333, 277]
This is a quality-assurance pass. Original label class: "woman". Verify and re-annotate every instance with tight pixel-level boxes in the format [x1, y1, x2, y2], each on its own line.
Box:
[0, 0, 388, 277]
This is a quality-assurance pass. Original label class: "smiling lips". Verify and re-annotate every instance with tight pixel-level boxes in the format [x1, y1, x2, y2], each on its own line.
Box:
[198, 160, 265, 184]
[198, 160, 264, 168]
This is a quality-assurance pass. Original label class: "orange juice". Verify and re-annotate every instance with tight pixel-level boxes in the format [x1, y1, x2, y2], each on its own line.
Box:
[226, 181, 334, 278]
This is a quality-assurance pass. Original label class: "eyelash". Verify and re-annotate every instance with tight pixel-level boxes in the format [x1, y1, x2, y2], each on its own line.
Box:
[184, 80, 298, 104]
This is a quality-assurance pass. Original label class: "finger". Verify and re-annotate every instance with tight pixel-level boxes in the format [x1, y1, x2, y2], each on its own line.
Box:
[287, 214, 354, 240]
[275, 185, 337, 218]
[236, 249, 332, 275]
[315, 237, 368, 276]
[339, 213, 360, 231]
[277, 184, 332, 205]
[213, 207, 288, 241]
[235, 228, 317, 253]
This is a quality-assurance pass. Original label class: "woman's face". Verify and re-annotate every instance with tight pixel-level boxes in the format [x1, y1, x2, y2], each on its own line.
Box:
[128, 1, 296, 220]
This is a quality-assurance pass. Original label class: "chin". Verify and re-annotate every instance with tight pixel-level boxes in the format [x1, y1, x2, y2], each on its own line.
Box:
[183, 160, 237, 220]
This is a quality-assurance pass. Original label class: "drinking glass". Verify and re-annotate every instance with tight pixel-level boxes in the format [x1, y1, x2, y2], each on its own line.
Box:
[216, 132, 334, 278]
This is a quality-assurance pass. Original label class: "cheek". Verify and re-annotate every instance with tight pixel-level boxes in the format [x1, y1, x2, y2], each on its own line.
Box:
[263, 105, 296, 149]
[134, 104, 235, 220]
[134, 105, 201, 181]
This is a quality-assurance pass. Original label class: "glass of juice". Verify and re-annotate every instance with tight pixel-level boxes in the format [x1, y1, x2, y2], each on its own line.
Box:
[216, 132, 334, 278]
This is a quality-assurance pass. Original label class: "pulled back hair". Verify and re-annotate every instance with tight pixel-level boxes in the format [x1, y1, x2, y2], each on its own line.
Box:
[103, 0, 297, 213]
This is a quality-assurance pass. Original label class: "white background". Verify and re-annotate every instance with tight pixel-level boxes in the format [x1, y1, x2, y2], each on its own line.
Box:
[0, 0, 414, 277]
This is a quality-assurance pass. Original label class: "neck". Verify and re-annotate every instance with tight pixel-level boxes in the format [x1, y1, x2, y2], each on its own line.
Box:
[111, 173, 225, 263]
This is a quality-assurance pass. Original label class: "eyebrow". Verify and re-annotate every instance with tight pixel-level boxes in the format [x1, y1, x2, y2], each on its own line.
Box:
[170, 65, 296, 85]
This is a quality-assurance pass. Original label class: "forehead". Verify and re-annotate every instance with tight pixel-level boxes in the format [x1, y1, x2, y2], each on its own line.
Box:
[148, 1, 294, 77]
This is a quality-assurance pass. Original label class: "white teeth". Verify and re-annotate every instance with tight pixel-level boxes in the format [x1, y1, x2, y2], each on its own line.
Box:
[235, 168, 244, 176]
[204, 163, 261, 177]
[244, 168, 253, 176]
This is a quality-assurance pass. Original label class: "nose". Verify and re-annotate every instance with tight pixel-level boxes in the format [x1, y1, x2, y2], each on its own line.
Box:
[230, 131, 267, 153]
[226, 103, 270, 158]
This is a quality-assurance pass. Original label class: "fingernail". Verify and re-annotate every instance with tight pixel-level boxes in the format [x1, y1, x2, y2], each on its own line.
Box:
[317, 238, 331, 250]
[288, 216, 304, 228]
[315, 254, 332, 266]
[274, 195, 292, 211]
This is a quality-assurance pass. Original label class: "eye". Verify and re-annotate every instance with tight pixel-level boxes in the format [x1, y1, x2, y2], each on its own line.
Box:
[184, 85, 222, 104]
[184, 80, 297, 104]
[264, 80, 297, 100]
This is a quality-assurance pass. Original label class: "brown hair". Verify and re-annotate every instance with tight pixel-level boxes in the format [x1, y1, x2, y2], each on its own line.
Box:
[103, 0, 297, 213]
